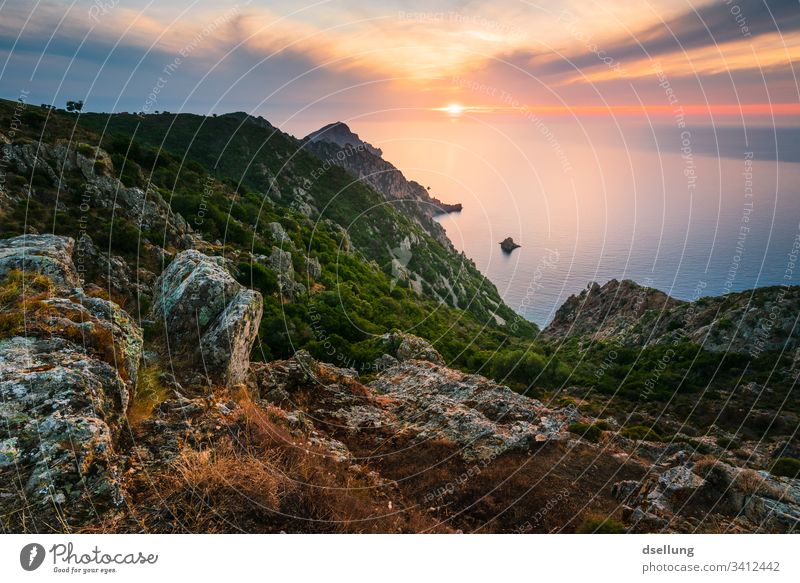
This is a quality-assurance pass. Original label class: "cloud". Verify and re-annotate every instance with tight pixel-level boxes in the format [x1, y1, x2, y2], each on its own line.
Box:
[547, 0, 800, 76]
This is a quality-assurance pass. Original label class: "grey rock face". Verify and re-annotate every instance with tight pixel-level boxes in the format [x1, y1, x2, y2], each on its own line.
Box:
[0, 337, 127, 518]
[614, 459, 800, 533]
[251, 352, 576, 462]
[380, 331, 444, 365]
[267, 246, 306, 299]
[0, 235, 143, 526]
[150, 249, 263, 386]
[0, 234, 81, 290]
[371, 361, 575, 461]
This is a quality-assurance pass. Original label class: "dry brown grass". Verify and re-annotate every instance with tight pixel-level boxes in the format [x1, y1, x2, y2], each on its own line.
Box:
[693, 458, 787, 501]
[0, 270, 136, 383]
[126, 365, 171, 426]
[732, 469, 787, 500]
[124, 398, 444, 533]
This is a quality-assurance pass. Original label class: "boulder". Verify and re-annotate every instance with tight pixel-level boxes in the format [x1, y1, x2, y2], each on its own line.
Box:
[0, 235, 143, 527]
[267, 246, 306, 299]
[150, 249, 263, 387]
[0, 234, 80, 290]
[0, 337, 127, 522]
[499, 237, 520, 253]
[380, 331, 444, 365]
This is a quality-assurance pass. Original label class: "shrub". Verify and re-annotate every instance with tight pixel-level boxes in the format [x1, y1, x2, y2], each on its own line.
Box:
[128, 365, 171, 425]
[621, 425, 662, 441]
[568, 422, 604, 443]
[716, 436, 741, 450]
[576, 516, 625, 534]
[237, 261, 278, 295]
[771, 457, 800, 479]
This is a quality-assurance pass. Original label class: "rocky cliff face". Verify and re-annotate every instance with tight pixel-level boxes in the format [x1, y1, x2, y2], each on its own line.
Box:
[0, 235, 142, 528]
[544, 278, 800, 355]
[303, 123, 462, 246]
[306, 121, 384, 157]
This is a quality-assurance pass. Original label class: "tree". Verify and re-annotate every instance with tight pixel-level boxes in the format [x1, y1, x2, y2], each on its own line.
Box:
[66, 100, 84, 112]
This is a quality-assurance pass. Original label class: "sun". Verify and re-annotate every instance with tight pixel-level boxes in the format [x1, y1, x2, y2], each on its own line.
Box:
[445, 103, 464, 115]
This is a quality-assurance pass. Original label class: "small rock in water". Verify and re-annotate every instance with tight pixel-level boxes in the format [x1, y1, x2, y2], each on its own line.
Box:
[499, 237, 521, 253]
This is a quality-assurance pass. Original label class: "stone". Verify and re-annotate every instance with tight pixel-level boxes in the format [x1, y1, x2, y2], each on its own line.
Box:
[0, 234, 80, 290]
[499, 237, 520, 253]
[150, 249, 263, 387]
[380, 331, 444, 365]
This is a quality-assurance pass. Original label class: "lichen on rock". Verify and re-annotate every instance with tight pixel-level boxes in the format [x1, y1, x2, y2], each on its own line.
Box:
[150, 249, 263, 387]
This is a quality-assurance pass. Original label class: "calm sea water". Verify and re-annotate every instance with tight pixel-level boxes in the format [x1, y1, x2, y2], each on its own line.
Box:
[351, 117, 800, 327]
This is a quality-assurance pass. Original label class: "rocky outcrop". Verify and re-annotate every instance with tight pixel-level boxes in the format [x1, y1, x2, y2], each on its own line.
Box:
[306, 121, 383, 157]
[614, 457, 800, 533]
[251, 351, 577, 462]
[544, 279, 683, 342]
[499, 237, 520, 253]
[378, 331, 444, 365]
[371, 360, 578, 461]
[0, 235, 143, 528]
[266, 246, 306, 299]
[544, 279, 800, 354]
[0, 234, 81, 290]
[1, 140, 193, 248]
[150, 249, 263, 387]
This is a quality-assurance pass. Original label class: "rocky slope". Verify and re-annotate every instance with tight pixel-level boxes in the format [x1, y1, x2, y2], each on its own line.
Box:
[303, 122, 463, 249]
[544, 278, 800, 355]
[1, 236, 798, 534]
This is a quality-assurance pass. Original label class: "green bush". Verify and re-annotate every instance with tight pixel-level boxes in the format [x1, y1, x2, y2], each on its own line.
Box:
[771, 457, 800, 479]
[621, 425, 662, 441]
[716, 436, 741, 450]
[238, 262, 278, 295]
[576, 517, 625, 534]
[567, 422, 603, 443]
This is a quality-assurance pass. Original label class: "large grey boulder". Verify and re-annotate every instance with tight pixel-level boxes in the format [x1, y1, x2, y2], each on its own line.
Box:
[150, 250, 263, 387]
[378, 331, 444, 365]
[0, 235, 143, 528]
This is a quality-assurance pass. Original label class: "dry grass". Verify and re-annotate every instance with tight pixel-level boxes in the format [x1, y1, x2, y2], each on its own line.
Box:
[693, 458, 787, 501]
[0, 269, 135, 382]
[732, 469, 787, 500]
[125, 399, 444, 533]
[127, 365, 171, 425]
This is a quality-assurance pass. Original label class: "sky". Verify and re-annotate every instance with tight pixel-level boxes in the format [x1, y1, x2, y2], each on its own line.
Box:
[1, 0, 799, 136]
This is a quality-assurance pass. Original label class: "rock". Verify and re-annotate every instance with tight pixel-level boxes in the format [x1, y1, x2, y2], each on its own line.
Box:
[150, 249, 263, 387]
[499, 237, 520, 253]
[266, 222, 292, 245]
[370, 360, 575, 460]
[544, 278, 800, 354]
[306, 256, 322, 280]
[251, 351, 576, 462]
[267, 246, 306, 299]
[614, 459, 800, 533]
[0, 235, 144, 527]
[306, 121, 384, 157]
[380, 331, 444, 365]
[0, 337, 128, 522]
[0, 234, 81, 290]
